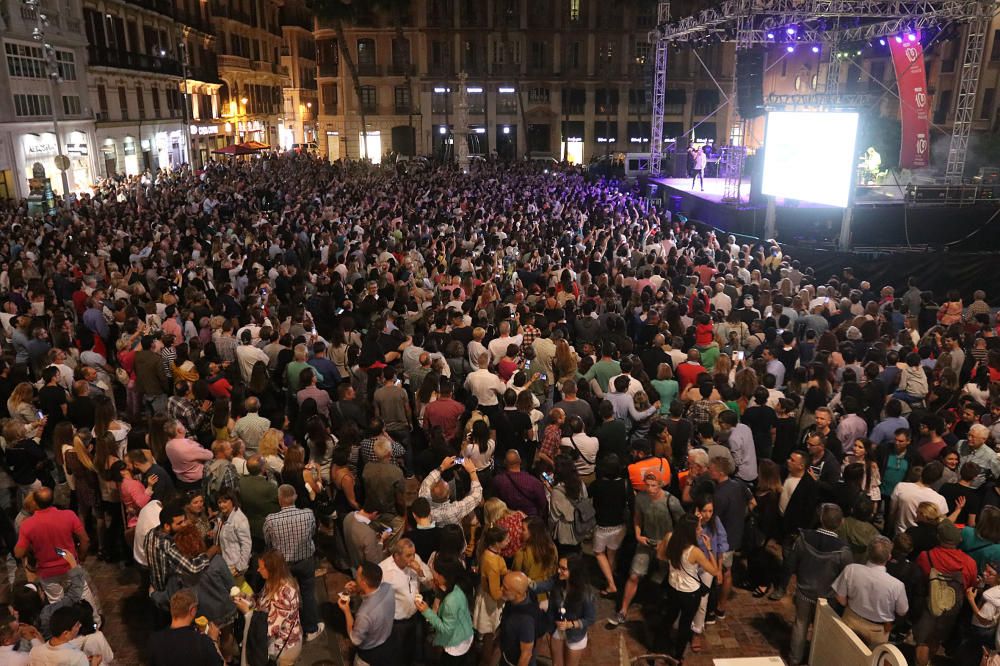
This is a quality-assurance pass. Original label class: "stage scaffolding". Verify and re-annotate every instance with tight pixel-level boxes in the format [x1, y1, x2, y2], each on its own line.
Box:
[647, 0, 1000, 185]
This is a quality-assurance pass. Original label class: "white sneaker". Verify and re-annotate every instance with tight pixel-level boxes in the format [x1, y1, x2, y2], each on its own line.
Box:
[306, 622, 325, 642]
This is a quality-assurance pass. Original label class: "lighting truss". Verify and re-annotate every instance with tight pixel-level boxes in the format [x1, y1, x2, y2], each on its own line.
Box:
[647, 0, 997, 182]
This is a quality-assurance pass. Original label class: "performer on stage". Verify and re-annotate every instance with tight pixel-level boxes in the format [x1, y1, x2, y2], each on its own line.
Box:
[691, 146, 706, 191]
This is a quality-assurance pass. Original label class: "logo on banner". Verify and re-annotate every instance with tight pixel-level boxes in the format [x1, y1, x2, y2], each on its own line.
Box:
[914, 88, 927, 109]
[916, 133, 928, 156]
[905, 47, 920, 63]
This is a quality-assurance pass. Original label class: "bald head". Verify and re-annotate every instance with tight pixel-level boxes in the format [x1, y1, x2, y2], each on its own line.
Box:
[245, 397, 260, 413]
[34, 486, 54, 509]
[502, 571, 530, 602]
[504, 449, 522, 470]
[431, 480, 450, 503]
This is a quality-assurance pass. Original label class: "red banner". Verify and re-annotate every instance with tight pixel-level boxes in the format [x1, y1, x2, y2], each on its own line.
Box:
[889, 35, 930, 168]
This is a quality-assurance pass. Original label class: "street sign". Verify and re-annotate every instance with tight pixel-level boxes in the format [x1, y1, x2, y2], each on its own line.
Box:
[54, 155, 70, 170]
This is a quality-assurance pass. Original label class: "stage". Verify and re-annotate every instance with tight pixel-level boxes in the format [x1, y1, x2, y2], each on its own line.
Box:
[650, 175, 1000, 249]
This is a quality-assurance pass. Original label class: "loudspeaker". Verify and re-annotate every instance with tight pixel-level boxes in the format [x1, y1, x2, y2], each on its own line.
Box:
[672, 135, 690, 177]
[736, 48, 765, 119]
[391, 126, 416, 156]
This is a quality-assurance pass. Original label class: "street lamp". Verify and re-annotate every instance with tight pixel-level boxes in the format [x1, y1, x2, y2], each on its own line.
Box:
[24, 0, 71, 206]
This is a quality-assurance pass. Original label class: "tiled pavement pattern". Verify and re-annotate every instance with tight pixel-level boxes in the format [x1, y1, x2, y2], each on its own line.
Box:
[89, 556, 799, 665]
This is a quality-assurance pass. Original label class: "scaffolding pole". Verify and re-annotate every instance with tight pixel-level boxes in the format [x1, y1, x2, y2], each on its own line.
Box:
[945, 1, 992, 184]
[722, 0, 754, 203]
[649, 1, 671, 177]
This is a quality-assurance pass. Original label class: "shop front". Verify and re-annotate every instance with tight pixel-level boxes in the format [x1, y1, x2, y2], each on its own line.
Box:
[19, 129, 94, 197]
[189, 124, 224, 168]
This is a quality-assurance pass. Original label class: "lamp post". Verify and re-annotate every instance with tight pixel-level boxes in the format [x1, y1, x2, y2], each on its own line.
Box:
[25, 0, 71, 206]
[178, 40, 191, 165]
[240, 96, 248, 142]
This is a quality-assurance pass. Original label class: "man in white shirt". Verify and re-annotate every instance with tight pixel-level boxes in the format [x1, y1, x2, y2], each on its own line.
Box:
[133, 499, 162, 567]
[891, 461, 949, 533]
[235, 331, 270, 384]
[0, 611, 42, 666]
[28, 606, 95, 666]
[711, 282, 732, 315]
[464, 353, 506, 408]
[487, 321, 523, 366]
[379, 538, 433, 663]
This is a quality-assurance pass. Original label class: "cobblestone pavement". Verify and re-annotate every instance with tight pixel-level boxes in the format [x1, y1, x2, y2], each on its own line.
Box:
[88, 557, 802, 665]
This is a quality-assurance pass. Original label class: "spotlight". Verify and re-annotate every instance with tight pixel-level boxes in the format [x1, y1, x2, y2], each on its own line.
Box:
[811, 46, 820, 53]
[906, 33, 917, 42]
[786, 45, 795, 53]
[856, 50, 862, 56]
[879, 38, 886, 46]
[786, 27, 796, 35]
[894, 35, 903, 43]
[767, 32, 775, 40]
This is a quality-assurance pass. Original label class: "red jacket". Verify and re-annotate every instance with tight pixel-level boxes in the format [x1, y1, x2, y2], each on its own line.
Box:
[916, 546, 978, 588]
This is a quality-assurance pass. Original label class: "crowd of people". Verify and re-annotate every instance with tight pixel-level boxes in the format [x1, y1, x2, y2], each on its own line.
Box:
[0, 153, 999, 666]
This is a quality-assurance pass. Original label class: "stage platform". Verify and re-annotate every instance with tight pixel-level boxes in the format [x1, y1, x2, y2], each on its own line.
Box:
[650, 176, 1000, 249]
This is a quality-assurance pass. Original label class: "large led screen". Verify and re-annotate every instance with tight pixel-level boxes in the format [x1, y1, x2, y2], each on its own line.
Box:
[761, 111, 860, 208]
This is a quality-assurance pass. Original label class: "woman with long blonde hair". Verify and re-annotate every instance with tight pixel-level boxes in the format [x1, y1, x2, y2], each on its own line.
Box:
[7, 382, 38, 425]
[481, 497, 526, 559]
[235, 549, 302, 665]
[258, 428, 286, 475]
[553, 339, 579, 386]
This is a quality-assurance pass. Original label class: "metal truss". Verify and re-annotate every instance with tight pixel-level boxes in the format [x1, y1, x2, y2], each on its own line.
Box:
[766, 92, 881, 107]
[649, 1, 671, 177]
[648, 0, 996, 184]
[946, 1, 992, 183]
[722, 0, 755, 201]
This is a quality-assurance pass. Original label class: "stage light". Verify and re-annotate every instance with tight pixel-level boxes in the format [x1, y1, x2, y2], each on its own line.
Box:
[786, 27, 796, 35]
[906, 33, 917, 41]
[879, 38, 887, 46]
[767, 32, 775, 39]
[811, 46, 820, 53]
[856, 50, 862, 56]
[894, 35, 903, 43]
[786, 45, 795, 53]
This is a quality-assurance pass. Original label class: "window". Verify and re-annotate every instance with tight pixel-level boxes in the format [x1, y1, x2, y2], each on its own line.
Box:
[628, 89, 647, 112]
[359, 85, 376, 112]
[530, 42, 546, 70]
[497, 94, 517, 115]
[119, 86, 129, 120]
[56, 51, 76, 81]
[599, 41, 614, 66]
[595, 89, 619, 114]
[869, 61, 886, 88]
[13, 94, 51, 117]
[432, 90, 451, 114]
[992, 30, 1000, 60]
[594, 121, 617, 143]
[391, 37, 410, 69]
[321, 83, 338, 115]
[97, 85, 108, 118]
[941, 58, 955, 73]
[394, 85, 410, 112]
[934, 89, 952, 124]
[664, 89, 686, 115]
[151, 87, 161, 117]
[62, 95, 81, 116]
[432, 40, 451, 69]
[981, 88, 995, 120]
[694, 89, 720, 115]
[528, 87, 549, 104]
[5, 43, 48, 79]
[136, 85, 145, 118]
[569, 0, 580, 22]
[634, 41, 650, 65]
[566, 41, 582, 69]
[562, 88, 585, 114]
[794, 75, 802, 92]
[357, 38, 376, 65]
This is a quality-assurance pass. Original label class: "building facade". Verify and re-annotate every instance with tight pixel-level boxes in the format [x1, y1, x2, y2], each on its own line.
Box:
[211, 0, 290, 148]
[0, 0, 97, 199]
[81, 0, 222, 176]
[313, 0, 735, 164]
[280, 0, 318, 149]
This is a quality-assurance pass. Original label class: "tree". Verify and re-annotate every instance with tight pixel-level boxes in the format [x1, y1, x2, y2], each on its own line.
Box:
[308, 0, 369, 159]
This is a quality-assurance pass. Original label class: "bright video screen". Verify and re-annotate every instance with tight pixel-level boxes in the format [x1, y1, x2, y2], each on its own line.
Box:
[761, 111, 859, 208]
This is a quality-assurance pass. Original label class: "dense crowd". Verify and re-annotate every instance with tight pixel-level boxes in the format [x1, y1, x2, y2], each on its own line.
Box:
[1, 154, 1000, 666]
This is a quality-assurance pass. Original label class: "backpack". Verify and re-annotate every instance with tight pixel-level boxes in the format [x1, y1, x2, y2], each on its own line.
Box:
[926, 552, 965, 617]
[571, 494, 597, 541]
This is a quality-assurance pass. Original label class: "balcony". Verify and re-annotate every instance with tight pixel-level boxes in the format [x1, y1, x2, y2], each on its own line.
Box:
[175, 8, 214, 35]
[563, 103, 584, 114]
[361, 103, 378, 115]
[280, 8, 313, 31]
[125, 0, 172, 18]
[276, 65, 289, 77]
[394, 104, 413, 115]
[189, 66, 221, 84]
[389, 64, 415, 76]
[428, 63, 453, 76]
[357, 63, 381, 76]
[210, 3, 252, 25]
[217, 54, 252, 70]
[492, 63, 521, 77]
[88, 45, 182, 76]
[318, 62, 339, 77]
[251, 60, 274, 73]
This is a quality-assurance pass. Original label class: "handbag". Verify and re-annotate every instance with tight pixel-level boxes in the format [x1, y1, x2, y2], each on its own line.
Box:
[684, 565, 711, 597]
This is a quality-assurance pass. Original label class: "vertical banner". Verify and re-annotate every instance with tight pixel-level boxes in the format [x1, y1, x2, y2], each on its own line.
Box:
[889, 34, 930, 168]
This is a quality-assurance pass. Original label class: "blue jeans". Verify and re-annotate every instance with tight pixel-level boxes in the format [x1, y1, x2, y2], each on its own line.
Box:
[289, 555, 319, 633]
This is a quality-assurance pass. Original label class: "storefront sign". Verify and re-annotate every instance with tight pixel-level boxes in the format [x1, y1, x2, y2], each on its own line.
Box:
[23, 134, 58, 158]
[190, 125, 220, 136]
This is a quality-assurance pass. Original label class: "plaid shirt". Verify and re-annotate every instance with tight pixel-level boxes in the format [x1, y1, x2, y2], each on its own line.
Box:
[520, 325, 540, 354]
[263, 506, 316, 563]
[215, 335, 239, 363]
[144, 527, 210, 592]
[233, 413, 271, 453]
[418, 468, 483, 525]
[540, 423, 563, 461]
[167, 396, 209, 434]
[360, 435, 406, 465]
